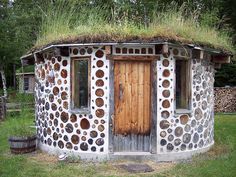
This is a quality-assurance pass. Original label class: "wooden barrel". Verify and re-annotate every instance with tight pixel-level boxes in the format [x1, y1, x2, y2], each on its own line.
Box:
[8, 135, 36, 154]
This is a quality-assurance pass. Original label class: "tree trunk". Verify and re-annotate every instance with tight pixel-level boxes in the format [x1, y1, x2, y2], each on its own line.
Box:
[13, 64, 16, 89]
[0, 65, 7, 98]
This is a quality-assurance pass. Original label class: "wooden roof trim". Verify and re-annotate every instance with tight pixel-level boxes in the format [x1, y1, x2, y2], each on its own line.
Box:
[16, 72, 34, 75]
[212, 55, 231, 64]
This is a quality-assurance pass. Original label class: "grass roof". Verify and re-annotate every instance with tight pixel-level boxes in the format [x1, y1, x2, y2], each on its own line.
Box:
[33, 3, 234, 54]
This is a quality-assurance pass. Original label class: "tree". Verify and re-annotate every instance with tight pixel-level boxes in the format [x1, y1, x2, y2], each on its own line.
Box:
[0, 0, 43, 95]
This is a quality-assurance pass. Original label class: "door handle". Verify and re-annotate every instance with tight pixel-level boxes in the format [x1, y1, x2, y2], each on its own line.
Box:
[119, 83, 124, 100]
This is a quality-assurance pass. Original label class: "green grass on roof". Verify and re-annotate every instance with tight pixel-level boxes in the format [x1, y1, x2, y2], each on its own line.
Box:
[35, 2, 233, 53]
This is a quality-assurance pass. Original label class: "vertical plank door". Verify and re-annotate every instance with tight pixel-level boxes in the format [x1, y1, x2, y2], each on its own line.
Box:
[113, 60, 151, 152]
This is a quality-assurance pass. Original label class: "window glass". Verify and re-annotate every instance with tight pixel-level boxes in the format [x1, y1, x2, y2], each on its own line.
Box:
[72, 59, 89, 109]
[24, 77, 29, 91]
[176, 59, 190, 109]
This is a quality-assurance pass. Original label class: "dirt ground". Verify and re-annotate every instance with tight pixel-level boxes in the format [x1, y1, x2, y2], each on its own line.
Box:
[28, 151, 175, 176]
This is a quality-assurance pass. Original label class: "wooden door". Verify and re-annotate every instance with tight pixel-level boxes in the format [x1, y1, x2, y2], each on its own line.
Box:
[113, 60, 151, 152]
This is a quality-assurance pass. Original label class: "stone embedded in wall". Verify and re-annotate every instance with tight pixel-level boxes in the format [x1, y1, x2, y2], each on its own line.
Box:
[175, 127, 183, 137]
[156, 49, 213, 154]
[80, 119, 90, 129]
[34, 46, 215, 157]
[160, 120, 170, 129]
[162, 90, 170, 98]
[161, 111, 170, 119]
[180, 115, 189, 125]
[162, 80, 170, 88]
[163, 69, 170, 77]
[162, 100, 170, 108]
[96, 79, 104, 87]
[162, 59, 169, 67]
[35, 47, 109, 153]
[97, 60, 104, 67]
[96, 98, 104, 107]
[194, 108, 203, 120]
[182, 133, 191, 143]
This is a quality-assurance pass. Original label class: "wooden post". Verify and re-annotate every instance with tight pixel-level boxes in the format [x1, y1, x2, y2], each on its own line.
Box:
[0, 63, 7, 98]
[105, 46, 112, 55]
[192, 49, 204, 59]
[13, 64, 16, 89]
[0, 96, 6, 120]
[108, 60, 114, 153]
[150, 61, 157, 154]
[155, 44, 169, 56]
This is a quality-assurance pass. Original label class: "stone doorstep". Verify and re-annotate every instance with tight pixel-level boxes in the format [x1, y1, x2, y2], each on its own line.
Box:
[116, 163, 154, 173]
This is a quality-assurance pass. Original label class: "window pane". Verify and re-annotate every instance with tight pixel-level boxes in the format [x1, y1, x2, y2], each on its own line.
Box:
[24, 78, 29, 91]
[73, 59, 89, 109]
[176, 60, 189, 109]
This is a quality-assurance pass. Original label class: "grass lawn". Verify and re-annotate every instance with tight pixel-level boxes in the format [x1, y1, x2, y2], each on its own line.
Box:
[0, 114, 236, 177]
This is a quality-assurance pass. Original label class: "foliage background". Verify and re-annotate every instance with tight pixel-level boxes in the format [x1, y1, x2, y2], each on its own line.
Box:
[0, 0, 235, 88]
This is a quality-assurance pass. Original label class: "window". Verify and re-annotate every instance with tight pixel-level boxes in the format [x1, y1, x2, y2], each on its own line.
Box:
[72, 58, 90, 110]
[24, 77, 29, 91]
[175, 59, 191, 110]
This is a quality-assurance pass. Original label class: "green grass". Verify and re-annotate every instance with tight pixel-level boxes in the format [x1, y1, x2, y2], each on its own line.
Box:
[34, 2, 233, 53]
[16, 65, 34, 74]
[0, 89, 34, 104]
[0, 114, 236, 177]
[163, 114, 236, 177]
[7, 92, 34, 104]
[7, 110, 35, 137]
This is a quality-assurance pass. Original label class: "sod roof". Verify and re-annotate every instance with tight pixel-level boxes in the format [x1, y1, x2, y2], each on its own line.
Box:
[29, 34, 233, 56]
[27, 5, 234, 56]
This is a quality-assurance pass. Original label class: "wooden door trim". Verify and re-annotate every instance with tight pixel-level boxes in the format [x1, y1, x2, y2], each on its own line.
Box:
[106, 55, 160, 61]
[108, 60, 115, 153]
[150, 61, 157, 154]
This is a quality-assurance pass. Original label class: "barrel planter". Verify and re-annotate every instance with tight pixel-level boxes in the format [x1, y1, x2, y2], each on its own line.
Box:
[8, 135, 36, 154]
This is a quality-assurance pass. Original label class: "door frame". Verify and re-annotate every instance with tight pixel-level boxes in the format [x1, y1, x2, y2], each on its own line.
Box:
[108, 56, 157, 154]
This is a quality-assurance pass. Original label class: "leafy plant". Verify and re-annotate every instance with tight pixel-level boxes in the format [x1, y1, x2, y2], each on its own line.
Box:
[8, 109, 35, 137]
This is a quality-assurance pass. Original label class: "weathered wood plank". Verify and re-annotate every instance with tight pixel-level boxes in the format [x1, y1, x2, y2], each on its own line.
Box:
[131, 62, 138, 134]
[113, 60, 153, 152]
[162, 44, 169, 54]
[137, 62, 144, 133]
[106, 55, 160, 61]
[108, 60, 114, 153]
[105, 46, 111, 55]
[143, 62, 151, 134]
[126, 62, 132, 134]
[212, 55, 231, 64]
[114, 62, 119, 134]
[150, 61, 157, 154]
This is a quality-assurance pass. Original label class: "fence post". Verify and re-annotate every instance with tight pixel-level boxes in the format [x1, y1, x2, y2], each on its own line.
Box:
[0, 96, 6, 120]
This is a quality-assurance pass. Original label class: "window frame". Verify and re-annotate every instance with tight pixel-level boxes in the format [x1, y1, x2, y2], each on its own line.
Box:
[71, 57, 91, 113]
[174, 58, 192, 114]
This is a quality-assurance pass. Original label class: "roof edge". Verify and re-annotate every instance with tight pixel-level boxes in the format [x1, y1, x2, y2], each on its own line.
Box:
[21, 42, 232, 60]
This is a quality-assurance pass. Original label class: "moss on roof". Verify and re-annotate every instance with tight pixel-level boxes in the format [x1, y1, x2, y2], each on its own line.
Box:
[31, 3, 234, 55]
